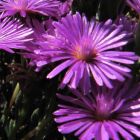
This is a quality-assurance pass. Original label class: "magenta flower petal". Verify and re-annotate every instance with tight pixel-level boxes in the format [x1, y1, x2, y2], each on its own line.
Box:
[59, 0, 73, 16]
[0, 0, 61, 18]
[127, 0, 140, 14]
[47, 59, 76, 79]
[0, 16, 33, 53]
[115, 16, 138, 34]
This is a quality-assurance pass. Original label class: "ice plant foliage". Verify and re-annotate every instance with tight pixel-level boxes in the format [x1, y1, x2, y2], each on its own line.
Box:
[0, 16, 33, 53]
[32, 12, 138, 93]
[54, 81, 140, 140]
[0, 0, 61, 17]
[127, 0, 140, 14]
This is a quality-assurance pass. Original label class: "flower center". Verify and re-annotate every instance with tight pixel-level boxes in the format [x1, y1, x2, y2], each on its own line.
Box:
[94, 95, 114, 121]
[73, 45, 97, 62]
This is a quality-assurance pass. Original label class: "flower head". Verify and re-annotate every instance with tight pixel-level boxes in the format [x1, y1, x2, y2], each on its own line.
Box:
[54, 80, 140, 140]
[26, 12, 138, 93]
[0, 0, 61, 18]
[0, 16, 33, 53]
[127, 0, 140, 14]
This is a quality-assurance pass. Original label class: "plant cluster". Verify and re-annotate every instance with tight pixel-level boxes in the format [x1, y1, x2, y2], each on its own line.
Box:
[0, 0, 140, 140]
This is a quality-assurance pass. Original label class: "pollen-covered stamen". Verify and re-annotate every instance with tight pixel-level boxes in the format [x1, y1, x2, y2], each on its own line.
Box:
[73, 39, 97, 62]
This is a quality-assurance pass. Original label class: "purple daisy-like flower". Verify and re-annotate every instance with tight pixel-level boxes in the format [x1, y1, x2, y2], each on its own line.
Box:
[0, 16, 33, 53]
[0, 0, 61, 18]
[127, 0, 140, 14]
[54, 80, 140, 140]
[31, 12, 138, 93]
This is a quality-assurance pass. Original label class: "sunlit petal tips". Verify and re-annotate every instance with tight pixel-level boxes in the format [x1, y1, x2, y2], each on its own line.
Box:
[0, 16, 33, 53]
[0, 0, 61, 18]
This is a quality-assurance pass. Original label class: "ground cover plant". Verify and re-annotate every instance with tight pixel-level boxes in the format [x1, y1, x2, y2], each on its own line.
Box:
[1, 0, 140, 140]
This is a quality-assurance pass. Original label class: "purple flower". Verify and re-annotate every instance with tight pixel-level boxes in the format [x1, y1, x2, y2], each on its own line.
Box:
[29, 12, 138, 93]
[0, 16, 33, 53]
[25, 18, 54, 42]
[0, 0, 61, 18]
[23, 18, 55, 65]
[54, 80, 140, 140]
[59, 0, 73, 16]
[127, 0, 140, 13]
[115, 16, 138, 34]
